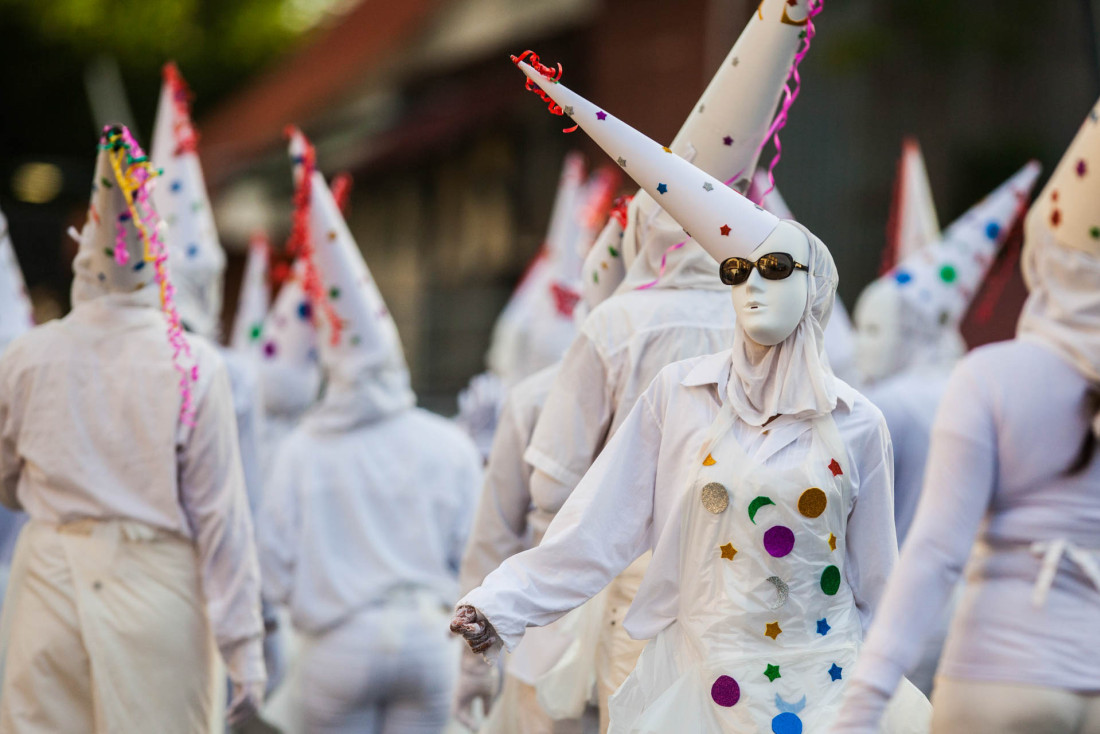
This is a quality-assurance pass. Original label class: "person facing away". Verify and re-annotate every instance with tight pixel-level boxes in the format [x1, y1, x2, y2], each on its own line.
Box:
[0, 126, 265, 732]
[257, 129, 482, 734]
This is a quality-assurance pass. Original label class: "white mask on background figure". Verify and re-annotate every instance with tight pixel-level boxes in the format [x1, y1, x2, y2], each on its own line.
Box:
[853, 280, 905, 384]
[729, 221, 810, 346]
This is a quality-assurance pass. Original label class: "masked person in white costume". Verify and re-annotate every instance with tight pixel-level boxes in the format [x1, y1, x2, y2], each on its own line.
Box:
[833, 97, 1100, 734]
[257, 129, 482, 734]
[509, 3, 823, 729]
[453, 61, 930, 733]
[0, 125, 264, 732]
[855, 154, 1040, 547]
[454, 200, 629, 733]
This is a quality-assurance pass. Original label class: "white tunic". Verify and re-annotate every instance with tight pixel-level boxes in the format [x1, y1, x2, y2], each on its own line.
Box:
[258, 403, 483, 635]
[462, 350, 898, 650]
[0, 292, 265, 679]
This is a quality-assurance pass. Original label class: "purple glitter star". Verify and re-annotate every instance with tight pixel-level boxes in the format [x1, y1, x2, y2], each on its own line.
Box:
[1077, 159, 1088, 177]
[596, 111, 607, 121]
[723, 136, 734, 146]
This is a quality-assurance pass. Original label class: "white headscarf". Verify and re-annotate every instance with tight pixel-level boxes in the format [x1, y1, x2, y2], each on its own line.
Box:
[725, 221, 839, 426]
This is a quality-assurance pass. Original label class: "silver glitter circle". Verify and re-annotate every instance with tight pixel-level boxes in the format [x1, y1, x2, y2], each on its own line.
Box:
[766, 576, 790, 610]
[700, 482, 729, 514]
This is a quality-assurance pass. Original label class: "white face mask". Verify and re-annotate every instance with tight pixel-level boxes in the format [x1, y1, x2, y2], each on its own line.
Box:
[853, 280, 904, 385]
[729, 222, 810, 347]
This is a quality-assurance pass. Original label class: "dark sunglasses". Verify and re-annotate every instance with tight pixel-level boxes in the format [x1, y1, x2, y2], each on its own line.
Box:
[719, 252, 808, 286]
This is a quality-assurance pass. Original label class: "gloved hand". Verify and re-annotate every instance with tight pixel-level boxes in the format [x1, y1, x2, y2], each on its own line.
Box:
[452, 647, 500, 730]
[227, 679, 265, 727]
[450, 604, 500, 654]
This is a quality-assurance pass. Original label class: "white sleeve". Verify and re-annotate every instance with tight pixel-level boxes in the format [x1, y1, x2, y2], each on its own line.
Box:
[178, 357, 265, 685]
[461, 388, 662, 651]
[524, 334, 614, 489]
[843, 408, 898, 635]
[457, 398, 532, 595]
[837, 361, 996, 732]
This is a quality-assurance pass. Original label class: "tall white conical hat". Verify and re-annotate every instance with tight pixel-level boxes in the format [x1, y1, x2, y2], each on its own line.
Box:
[544, 151, 587, 297]
[883, 137, 940, 272]
[580, 193, 629, 311]
[257, 260, 321, 417]
[880, 160, 1040, 327]
[229, 230, 271, 352]
[287, 127, 409, 385]
[515, 61, 780, 266]
[1030, 101, 1100, 255]
[670, 0, 817, 188]
[151, 62, 227, 340]
[0, 208, 34, 352]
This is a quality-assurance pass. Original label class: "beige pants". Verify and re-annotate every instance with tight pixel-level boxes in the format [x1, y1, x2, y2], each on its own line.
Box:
[482, 673, 584, 734]
[0, 520, 218, 734]
[932, 677, 1100, 734]
[595, 556, 650, 734]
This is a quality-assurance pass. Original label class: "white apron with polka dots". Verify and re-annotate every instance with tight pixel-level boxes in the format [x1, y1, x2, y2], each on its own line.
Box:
[609, 401, 860, 734]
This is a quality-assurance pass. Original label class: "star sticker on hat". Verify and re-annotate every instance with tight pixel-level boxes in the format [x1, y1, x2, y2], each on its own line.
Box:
[596, 111, 607, 120]
[723, 136, 734, 146]
[720, 224, 731, 236]
[563, 106, 574, 116]
[1077, 159, 1088, 177]
[703, 182, 714, 192]
[656, 182, 668, 194]
[616, 157, 626, 167]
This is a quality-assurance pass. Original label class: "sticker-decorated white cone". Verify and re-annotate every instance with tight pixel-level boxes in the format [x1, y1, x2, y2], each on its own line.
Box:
[150, 62, 227, 339]
[881, 160, 1040, 326]
[671, 0, 816, 188]
[884, 137, 940, 271]
[516, 60, 779, 265]
[0, 207, 34, 352]
[229, 230, 271, 352]
[257, 260, 321, 416]
[1029, 98, 1100, 254]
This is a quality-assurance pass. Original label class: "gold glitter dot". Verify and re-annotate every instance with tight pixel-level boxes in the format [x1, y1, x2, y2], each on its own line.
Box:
[701, 482, 729, 514]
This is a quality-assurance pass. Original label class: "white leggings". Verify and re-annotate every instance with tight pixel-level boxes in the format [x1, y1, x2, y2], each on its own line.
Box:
[932, 677, 1100, 734]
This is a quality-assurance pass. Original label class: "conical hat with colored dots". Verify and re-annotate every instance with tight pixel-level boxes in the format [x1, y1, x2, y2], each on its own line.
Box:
[580, 215, 626, 311]
[1030, 100, 1100, 254]
[670, 0, 816, 190]
[881, 160, 1040, 327]
[256, 260, 321, 416]
[229, 230, 271, 353]
[150, 62, 227, 340]
[70, 133, 155, 301]
[516, 61, 780, 265]
[287, 129, 408, 379]
[0, 207, 34, 352]
[544, 151, 587, 295]
[887, 137, 941, 268]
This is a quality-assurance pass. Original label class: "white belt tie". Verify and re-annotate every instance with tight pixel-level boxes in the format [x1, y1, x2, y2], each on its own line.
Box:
[1029, 539, 1100, 607]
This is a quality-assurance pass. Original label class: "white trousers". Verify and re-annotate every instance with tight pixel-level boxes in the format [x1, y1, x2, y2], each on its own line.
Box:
[297, 594, 457, 734]
[932, 677, 1100, 734]
[0, 520, 218, 734]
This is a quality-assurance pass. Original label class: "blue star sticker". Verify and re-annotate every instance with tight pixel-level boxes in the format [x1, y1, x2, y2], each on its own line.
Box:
[170, 179, 183, 193]
[828, 663, 843, 681]
[816, 618, 830, 636]
[656, 182, 668, 195]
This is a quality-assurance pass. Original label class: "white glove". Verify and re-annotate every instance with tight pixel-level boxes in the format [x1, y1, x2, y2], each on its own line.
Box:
[452, 648, 500, 730]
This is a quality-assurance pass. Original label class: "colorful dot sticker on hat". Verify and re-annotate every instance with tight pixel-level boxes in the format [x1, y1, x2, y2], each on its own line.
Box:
[939, 264, 957, 283]
[1091, 226, 1100, 240]
[798, 488, 826, 518]
[263, 341, 277, 358]
[249, 323, 262, 341]
[595, 111, 607, 120]
[711, 675, 740, 707]
[984, 221, 1001, 240]
[820, 565, 841, 595]
[701, 482, 729, 514]
[298, 301, 312, 320]
[723, 136, 734, 146]
[894, 270, 912, 285]
[763, 526, 795, 558]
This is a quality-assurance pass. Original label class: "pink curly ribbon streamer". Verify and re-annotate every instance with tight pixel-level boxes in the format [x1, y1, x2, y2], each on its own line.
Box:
[101, 125, 197, 425]
[113, 213, 130, 266]
[635, 239, 687, 290]
[746, 0, 824, 203]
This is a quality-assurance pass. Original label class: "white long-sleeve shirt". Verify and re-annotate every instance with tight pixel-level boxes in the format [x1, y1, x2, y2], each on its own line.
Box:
[0, 293, 264, 680]
[835, 339, 1100, 732]
[463, 349, 898, 651]
[259, 404, 483, 635]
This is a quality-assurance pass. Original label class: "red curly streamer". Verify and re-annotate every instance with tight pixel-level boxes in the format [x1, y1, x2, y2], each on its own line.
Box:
[163, 62, 199, 156]
[511, 50, 578, 133]
[284, 126, 344, 347]
[331, 172, 354, 215]
[610, 195, 633, 229]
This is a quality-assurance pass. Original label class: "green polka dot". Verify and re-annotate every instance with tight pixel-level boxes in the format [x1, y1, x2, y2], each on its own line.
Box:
[350, 334, 361, 346]
[608, 246, 620, 258]
[821, 565, 841, 596]
[939, 265, 957, 283]
[329, 287, 341, 299]
[1090, 226, 1100, 240]
[592, 271, 599, 284]
[103, 247, 114, 258]
[249, 323, 262, 341]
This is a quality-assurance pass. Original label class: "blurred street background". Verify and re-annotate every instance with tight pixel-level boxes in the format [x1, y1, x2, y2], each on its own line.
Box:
[1, 0, 1098, 411]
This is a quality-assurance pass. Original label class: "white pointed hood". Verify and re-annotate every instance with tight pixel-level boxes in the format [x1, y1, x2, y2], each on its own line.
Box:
[1018, 96, 1100, 411]
[287, 128, 414, 428]
[229, 230, 271, 352]
[150, 62, 227, 340]
[257, 260, 321, 419]
[884, 137, 941, 270]
[0, 208, 35, 353]
[515, 59, 779, 269]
